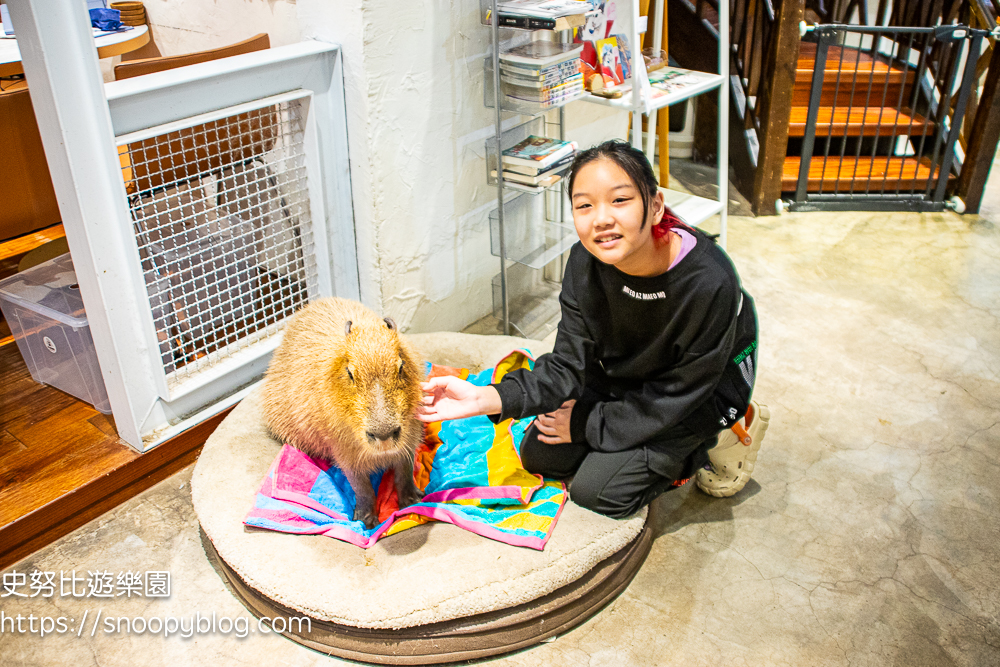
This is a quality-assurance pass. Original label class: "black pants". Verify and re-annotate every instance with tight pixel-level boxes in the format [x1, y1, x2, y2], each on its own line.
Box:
[519, 422, 718, 519]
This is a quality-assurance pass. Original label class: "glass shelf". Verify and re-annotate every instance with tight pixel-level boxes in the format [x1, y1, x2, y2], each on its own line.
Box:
[489, 191, 575, 270]
[661, 188, 725, 227]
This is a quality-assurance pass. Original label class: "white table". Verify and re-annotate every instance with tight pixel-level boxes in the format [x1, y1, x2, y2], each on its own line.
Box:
[1, 24, 149, 77]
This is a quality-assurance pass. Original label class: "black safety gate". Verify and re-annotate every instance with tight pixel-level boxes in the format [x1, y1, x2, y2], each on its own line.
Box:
[789, 23, 991, 212]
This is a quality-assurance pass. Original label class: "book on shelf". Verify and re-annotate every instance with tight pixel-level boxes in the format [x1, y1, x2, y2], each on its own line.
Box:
[495, 0, 592, 19]
[505, 78, 583, 103]
[502, 136, 578, 168]
[505, 90, 585, 110]
[501, 61, 582, 87]
[500, 58, 581, 79]
[502, 72, 578, 89]
[499, 41, 583, 67]
[503, 152, 574, 176]
[491, 169, 566, 188]
[500, 73, 583, 95]
[496, 12, 586, 30]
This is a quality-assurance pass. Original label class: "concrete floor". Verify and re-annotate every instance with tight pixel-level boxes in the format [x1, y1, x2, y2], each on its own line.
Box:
[2, 154, 999, 665]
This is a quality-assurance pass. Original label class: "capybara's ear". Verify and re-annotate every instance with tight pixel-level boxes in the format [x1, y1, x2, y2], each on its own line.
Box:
[345, 320, 352, 336]
[384, 317, 396, 331]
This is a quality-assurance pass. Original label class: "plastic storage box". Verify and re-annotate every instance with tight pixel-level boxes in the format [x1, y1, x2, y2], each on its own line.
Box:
[0, 253, 112, 413]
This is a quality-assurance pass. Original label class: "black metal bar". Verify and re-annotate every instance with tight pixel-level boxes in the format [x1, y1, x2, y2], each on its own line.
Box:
[882, 30, 915, 197]
[796, 34, 832, 202]
[923, 36, 962, 200]
[789, 196, 947, 213]
[817, 24, 991, 37]
[908, 33, 942, 197]
[819, 32, 847, 194]
[853, 31, 880, 194]
[838, 32, 865, 196]
[867, 28, 896, 195]
[934, 32, 983, 202]
[918, 36, 956, 199]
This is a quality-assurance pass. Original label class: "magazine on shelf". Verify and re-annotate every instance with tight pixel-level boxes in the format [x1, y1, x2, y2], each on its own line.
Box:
[503, 153, 575, 176]
[502, 136, 578, 168]
[647, 67, 717, 95]
[496, 0, 593, 18]
[499, 41, 584, 67]
[492, 169, 566, 188]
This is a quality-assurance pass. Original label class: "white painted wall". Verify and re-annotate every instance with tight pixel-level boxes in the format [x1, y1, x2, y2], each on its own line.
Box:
[298, 0, 628, 333]
[126, 0, 627, 333]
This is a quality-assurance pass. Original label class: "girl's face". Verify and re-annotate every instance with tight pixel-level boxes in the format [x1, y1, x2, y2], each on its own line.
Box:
[571, 158, 665, 276]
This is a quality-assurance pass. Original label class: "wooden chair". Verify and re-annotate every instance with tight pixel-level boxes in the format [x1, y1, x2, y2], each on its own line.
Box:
[0, 84, 62, 243]
[114, 34, 273, 194]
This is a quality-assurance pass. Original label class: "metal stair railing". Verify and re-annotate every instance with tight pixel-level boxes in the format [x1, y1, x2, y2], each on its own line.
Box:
[789, 22, 991, 212]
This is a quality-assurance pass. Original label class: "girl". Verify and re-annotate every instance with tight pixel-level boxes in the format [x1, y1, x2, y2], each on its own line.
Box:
[418, 140, 767, 518]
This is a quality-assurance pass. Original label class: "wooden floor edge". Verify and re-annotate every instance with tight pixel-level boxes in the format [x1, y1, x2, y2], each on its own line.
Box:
[0, 408, 232, 571]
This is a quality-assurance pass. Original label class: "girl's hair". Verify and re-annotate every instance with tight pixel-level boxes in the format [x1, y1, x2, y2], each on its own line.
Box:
[567, 139, 685, 239]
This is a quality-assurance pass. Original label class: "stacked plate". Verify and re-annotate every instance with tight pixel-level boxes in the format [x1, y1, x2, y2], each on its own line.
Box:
[110, 1, 146, 26]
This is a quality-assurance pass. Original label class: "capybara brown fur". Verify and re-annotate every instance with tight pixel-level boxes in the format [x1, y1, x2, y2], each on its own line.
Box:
[262, 297, 425, 528]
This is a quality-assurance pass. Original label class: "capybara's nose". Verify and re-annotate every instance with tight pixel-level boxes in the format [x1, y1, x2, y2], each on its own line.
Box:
[367, 427, 401, 442]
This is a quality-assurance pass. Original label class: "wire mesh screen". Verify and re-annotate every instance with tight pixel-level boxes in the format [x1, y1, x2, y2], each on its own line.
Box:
[119, 100, 317, 388]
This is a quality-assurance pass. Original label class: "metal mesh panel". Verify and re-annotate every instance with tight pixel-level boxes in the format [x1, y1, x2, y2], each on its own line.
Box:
[120, 100, 317, 388]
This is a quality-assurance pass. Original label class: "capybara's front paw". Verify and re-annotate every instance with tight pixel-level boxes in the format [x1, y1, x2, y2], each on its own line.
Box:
[398, 487, 424, 509]
[354, 506, 379, 530]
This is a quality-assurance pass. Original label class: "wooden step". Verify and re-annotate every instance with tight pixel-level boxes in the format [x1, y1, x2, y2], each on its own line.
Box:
[781, 156, 955, 192]
[788, 106, 934, 137]
[794, 43, 916, 107]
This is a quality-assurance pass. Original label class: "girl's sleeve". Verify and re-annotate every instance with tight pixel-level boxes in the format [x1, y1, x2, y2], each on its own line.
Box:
[489, 253, 595, 422]
[575, 282, 739, 452]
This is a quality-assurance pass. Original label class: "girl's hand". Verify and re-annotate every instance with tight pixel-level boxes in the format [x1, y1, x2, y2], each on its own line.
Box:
[534, 399, 576, 445]
[417, 376, 501, 423]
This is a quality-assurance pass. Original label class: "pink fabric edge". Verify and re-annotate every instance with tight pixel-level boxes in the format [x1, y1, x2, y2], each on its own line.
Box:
[270, 487, 351, 522]
[321, 503, 557, 550]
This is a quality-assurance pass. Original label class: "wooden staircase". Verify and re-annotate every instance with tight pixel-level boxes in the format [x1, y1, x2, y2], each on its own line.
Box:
[667, 0, 999, 214]
[781, 42, 949, 194]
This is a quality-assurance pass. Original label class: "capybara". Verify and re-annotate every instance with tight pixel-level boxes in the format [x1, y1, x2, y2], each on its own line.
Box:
[262, 297, 425, 528]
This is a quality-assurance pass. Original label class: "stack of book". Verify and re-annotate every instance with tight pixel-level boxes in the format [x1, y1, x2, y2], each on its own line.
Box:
[493, 136, 578, 189]
[500, 42, 585, 109]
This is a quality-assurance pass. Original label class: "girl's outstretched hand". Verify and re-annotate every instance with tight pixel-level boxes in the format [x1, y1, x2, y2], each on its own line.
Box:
[417, 376, 501, 423]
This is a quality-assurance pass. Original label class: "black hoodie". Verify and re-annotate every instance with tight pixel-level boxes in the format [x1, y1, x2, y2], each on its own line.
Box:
[491, 227, 758, 453]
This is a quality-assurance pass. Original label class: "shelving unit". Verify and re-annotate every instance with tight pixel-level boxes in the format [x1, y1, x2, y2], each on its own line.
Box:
[484, 1, 582, 336]
[576, 0, 730, 241]
[483, 0, 730, 336]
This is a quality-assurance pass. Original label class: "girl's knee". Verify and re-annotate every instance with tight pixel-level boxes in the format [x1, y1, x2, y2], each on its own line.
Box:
[518, 443, 545, 475]
[568, 481, 644, 519]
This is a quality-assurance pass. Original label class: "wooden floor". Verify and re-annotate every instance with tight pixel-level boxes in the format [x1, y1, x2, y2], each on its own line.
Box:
[0, 225, 233, 570]
[0, 340, 231, 570]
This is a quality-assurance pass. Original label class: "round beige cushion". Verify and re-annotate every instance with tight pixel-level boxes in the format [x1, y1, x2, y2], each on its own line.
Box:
[191, 332, 646, 630]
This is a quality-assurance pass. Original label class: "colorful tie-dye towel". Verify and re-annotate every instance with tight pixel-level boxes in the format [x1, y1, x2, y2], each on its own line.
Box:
[244, 350, 567, 550]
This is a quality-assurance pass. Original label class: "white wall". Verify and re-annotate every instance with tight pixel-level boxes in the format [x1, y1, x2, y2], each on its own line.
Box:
[299, 0, 628, 333]
[130, 0, 627, 333]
